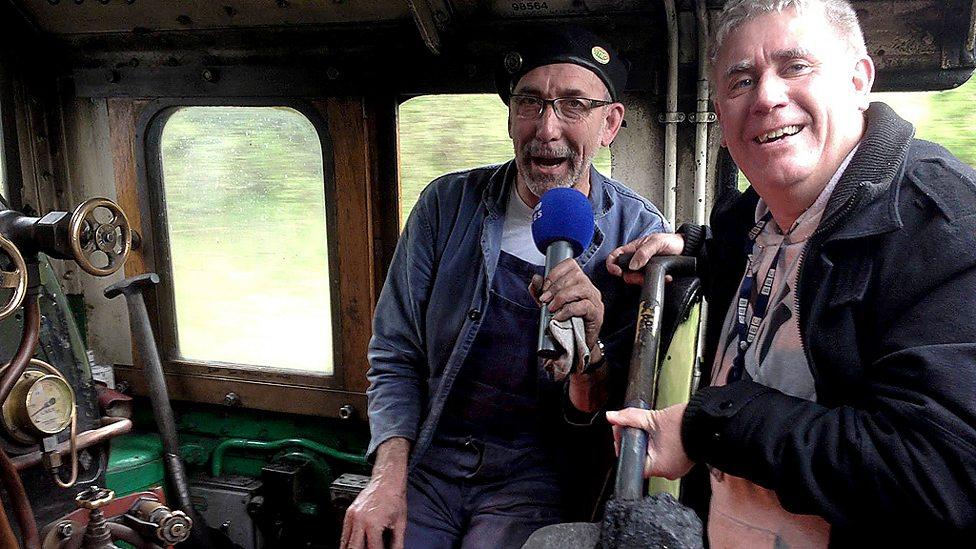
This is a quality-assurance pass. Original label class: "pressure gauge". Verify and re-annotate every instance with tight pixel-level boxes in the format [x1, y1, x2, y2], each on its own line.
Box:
[1, 367, 75, 445]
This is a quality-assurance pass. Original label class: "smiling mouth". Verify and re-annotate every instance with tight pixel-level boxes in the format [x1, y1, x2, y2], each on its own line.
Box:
[755, 125, 803, 144]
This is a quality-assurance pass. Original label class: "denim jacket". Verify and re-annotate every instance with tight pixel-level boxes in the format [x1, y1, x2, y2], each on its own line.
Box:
[366, 160, 668, 466]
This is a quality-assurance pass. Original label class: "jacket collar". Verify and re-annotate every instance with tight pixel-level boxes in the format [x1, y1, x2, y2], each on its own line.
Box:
[819, 102, 915, 242]
[482, 160, 612, 219]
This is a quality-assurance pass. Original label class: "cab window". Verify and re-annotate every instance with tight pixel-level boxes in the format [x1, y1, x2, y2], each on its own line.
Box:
[872, 77, 976, 169]
[156, 106, 335, 374]
[397, 94, 612, 226]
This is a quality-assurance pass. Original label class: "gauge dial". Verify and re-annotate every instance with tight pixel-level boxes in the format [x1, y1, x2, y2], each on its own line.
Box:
[1, 367, 75, 444]
[24, 375, 73, 435]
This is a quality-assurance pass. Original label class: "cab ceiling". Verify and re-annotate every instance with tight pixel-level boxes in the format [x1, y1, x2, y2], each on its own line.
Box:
[12, 0, 662, 34]
[4, 0, 976, 94]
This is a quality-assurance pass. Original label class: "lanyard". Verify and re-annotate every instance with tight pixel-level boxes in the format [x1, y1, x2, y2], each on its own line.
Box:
[726, 211, 782, 383]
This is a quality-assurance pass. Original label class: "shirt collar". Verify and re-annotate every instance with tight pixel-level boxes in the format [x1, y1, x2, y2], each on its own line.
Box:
[755, 145, 860, 241]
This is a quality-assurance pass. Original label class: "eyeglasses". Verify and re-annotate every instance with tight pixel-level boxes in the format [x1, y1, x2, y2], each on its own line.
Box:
[509, 94, 613, 122]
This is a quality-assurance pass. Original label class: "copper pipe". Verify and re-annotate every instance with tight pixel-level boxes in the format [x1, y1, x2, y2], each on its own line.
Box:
[0, 295, 40, 404]
[0, 499, 20, 549]
[12, 418, 132, 471]
[0, 449, 39, 549]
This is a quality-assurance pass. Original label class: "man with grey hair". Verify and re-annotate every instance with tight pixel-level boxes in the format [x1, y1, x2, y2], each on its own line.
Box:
[606, 0, 976, 545]
[342, 26, 669, 549]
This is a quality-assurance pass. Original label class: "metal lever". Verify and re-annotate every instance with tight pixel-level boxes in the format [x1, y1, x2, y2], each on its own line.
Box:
[104, 273, 212, 548]
[613, 255, 696, 500]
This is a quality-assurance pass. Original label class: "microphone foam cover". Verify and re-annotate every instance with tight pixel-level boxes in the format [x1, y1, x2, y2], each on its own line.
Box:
[531, 187, 595, 257]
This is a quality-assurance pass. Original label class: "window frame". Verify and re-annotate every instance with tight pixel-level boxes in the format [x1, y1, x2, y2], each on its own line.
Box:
[122, 97, 375, 418]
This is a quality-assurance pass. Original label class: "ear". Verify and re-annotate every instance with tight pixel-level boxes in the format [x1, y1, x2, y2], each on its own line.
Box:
[600, 103, 626, 147]
[852, 55, 875, 111]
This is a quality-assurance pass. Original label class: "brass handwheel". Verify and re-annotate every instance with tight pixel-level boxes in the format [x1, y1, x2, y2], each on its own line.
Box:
[0, 234, 27, 321]
[68, 198, 132, 276]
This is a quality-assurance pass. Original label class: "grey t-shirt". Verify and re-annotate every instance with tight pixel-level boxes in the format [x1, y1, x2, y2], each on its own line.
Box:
[707, 147, 857, 548]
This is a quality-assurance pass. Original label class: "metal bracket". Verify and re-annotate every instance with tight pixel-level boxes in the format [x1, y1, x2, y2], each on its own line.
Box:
[406, 0, 453, 55]
[688, 112, 717, 123]
[658, 112, 686, 124]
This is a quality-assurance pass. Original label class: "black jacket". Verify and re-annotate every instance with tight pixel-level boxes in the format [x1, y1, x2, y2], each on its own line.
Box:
[680, 103, 976, 546]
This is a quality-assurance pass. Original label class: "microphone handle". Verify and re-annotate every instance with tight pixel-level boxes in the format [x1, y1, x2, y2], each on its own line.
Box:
[537, 240, 574, 358]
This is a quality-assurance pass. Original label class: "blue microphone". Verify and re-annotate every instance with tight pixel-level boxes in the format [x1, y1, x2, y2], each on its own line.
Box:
[531, 187, 595, 358]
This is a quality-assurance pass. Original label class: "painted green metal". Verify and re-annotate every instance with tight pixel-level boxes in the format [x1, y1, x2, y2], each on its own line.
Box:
[172, 407, 370, 456]
[66, 293, 89, 345]
[108, 404, 371, 504]
[211, 437, 367, 477]
[105, 433, 166, 496]
[646, 303, 701, 499]
[38, 259, 92, 374]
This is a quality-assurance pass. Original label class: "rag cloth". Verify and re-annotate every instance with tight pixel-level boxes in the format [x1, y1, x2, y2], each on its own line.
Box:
[546, 317, 591, 381]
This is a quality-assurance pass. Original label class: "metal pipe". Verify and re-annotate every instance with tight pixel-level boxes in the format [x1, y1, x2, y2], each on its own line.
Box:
[0, 292, 40, 404]
[12, 417, 133, 470]
[693, 0, 711, 225]
[614, 256, 696, 501]
[691, 0, 713, 399]
[211, 437, 368, 477]
[663, 0, 679, 227]
[0, 499, 20, 549]
[0, 272, 41, 549]
[105, 522, 164, 549]
[0, 449, 40, 549]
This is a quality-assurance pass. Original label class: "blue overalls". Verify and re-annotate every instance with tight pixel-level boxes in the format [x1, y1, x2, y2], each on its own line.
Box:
[405, 251, 566, 548]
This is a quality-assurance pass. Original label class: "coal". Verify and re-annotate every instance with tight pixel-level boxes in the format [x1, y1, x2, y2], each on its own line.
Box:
[599, 493, 704, 549]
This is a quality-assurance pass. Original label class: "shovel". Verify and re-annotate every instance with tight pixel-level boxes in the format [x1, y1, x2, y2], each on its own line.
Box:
[523, 255, 703, 549]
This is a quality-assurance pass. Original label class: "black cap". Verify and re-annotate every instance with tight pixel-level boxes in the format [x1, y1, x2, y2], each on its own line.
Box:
[496, 26, 629, 104]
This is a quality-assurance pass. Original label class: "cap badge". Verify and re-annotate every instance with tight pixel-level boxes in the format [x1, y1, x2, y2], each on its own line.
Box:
[591, 46, 610, 65]
[504, 51, 523, 74]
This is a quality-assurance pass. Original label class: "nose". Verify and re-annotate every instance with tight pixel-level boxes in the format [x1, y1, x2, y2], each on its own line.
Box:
[751, 74, 789, 114]
[534, 102, 562, 141]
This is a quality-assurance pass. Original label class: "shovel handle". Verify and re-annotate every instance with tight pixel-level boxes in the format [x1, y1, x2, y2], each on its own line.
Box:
[613, 254, 696, 500]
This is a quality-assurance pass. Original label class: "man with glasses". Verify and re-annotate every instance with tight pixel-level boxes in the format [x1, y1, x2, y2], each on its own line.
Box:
[341, 27, 668, 549]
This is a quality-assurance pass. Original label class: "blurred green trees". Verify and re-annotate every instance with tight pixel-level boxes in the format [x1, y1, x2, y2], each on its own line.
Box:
[901, 77, 976, 168]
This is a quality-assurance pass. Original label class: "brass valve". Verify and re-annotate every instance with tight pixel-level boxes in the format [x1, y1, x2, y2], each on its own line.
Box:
[74, 486, 119, 549]
[125, 497, 193, 544]
[75, 486, 115, 510]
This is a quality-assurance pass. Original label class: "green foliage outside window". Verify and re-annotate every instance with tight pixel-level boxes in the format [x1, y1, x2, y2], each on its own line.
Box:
[875, 77, 976, 168]
[160, 106, 334, 374]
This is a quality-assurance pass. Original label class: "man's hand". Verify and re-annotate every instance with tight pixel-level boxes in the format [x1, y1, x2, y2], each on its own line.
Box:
[530, 259, 607, 412]
[529, 258, 604, 351]
[606, 233, 685, 286]
[605, 404, 694, 480]
[341, 438, 410, 549]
